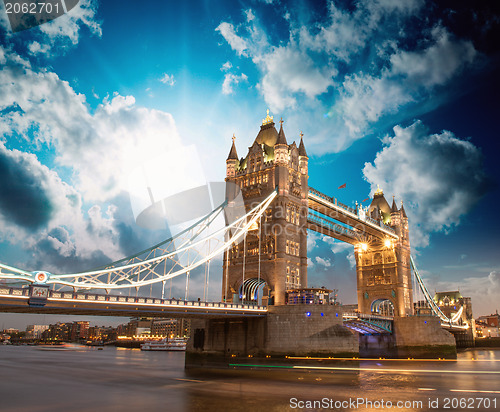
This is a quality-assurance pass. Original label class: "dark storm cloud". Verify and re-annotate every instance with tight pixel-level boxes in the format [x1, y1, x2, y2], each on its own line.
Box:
[29, 226, 109, 273]
[363, 121, 492, 247]
[0, 144, 54, 229]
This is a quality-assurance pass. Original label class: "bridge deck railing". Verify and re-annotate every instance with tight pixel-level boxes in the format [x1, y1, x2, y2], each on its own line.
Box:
[0, 286, 267, 311]
[342, 312, 394, 321]
[309, 187, 396, 235]
[307, 212, 358, 240]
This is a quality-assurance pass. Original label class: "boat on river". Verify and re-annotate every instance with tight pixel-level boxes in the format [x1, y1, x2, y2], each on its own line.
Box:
[140, 338, 187, 351]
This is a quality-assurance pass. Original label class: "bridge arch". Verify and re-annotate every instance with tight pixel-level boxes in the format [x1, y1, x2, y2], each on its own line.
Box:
[239, 278, 269, 306]
[370, 298, 395, 317]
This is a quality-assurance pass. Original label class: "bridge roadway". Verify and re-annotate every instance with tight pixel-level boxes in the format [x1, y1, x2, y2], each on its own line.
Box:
[0, 286, 266, 318]
[307, 187, 398, 243]
[1, 285, 466, 335]
[0, 286, 401, 334]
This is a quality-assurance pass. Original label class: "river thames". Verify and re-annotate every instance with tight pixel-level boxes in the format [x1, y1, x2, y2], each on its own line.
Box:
[0, 346, 499, 411]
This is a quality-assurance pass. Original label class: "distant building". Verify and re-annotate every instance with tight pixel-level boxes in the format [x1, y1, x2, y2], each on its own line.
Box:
[476, 312, 500, 338]
[88, 326, 117, 342]
[70, 321, 89, 341]
[41, 323, 72, 341]
[151, 318, 191, 338]
[25, 325, 49, 340]
[434, 290, 475, 346]
[41, 321, 90, 342]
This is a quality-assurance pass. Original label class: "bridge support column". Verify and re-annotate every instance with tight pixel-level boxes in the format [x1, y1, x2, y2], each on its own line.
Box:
[186, 305, 358, 368]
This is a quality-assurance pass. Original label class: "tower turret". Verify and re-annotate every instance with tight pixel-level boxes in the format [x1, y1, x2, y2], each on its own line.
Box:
[226, 134, 239, 178]
[298, 131, 308, 176]
[274, 118, 288, 165]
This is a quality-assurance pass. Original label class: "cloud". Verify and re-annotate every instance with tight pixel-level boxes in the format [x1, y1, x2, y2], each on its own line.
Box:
[159, 73, 175, 86]
[2, 0, 102, 56]
[0, 142, 125, 272]
[0, 47, 183, 272]
[216, 3, 480, 153]
[363, 121, 489, 247]
[390, 28, 476, 88]
[36, 0, 102, 47]
[256, 46, 336, 112]
[315, 256, 331, 268]
[298, 2, 368, 63]
[216, 22, 249, 57]
[0, 144, 64, 230]
[221, 61, 232, 71]
[335, 29, 476, 140]
[423, 270, 500, 317]
[222, 72, 248, 95]
[27, 41, 50, 55]
[0, 50, 182, 202]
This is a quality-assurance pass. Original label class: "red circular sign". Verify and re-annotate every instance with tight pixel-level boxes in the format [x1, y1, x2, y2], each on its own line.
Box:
[35, 272, 47, 283]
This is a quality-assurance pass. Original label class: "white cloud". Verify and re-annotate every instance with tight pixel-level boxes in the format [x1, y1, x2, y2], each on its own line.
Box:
[307, 230, 320, 251]
[315, 256, 331, 268]
[363, 121, 488, 247]
[0, 142, 128, 272]
[216, 22, 249, 57]
[298, 2, 367, 63]
[245, 9, 255, 22]
[256, 46, 336, 111]
[0, 50, 182, 202]
[221, 61, 233, 71]
[37, 0, 101, 46]
[334, 28, 476, 142]
[216, 4, 478, 153]
[159, 73, 175, 86]
[0, 46, 187, 271]
[27, 41, 50, 55]
[390, 28, 476, 88]
[222, 72, 248, 95]
[423, 270, 500, 318]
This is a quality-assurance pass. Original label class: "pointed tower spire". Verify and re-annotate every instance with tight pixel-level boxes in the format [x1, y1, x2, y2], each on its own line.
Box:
[298, 131, 307, 157]
[276, 117, 288, 145]
[400, 200, 407, 218]
[391, 195, 398, 213]
[227, 133, 238, 160]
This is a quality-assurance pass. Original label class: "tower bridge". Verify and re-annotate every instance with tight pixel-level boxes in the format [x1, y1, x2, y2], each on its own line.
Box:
[0, 110, 466, 359]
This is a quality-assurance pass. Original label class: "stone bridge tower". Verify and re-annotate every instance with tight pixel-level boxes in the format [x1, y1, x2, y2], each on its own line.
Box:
[355, 187, 413, 317]
[222, 111, 308, 306]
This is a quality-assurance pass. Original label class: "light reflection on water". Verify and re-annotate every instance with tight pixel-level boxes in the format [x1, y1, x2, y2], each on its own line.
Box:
[0, 346, 499, 411]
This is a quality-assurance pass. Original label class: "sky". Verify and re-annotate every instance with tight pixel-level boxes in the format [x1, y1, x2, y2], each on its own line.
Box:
[0, 0, 499, 329]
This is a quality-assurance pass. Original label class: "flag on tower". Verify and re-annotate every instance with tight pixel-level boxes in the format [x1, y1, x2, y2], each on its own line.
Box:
[338, 183, 347, 189]
[362, 198, 369, 202]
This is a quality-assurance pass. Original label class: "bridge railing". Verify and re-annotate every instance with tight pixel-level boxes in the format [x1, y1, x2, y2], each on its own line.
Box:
[309, 187, 396, 235]
[307, 212, 358, 240]
[0, 286, 267, 311]
[343, 312, 394, 321]
[309, 187, 357, 215]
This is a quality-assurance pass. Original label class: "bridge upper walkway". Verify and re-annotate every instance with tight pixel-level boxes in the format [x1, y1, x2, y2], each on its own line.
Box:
[308, 187, 398, 243]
